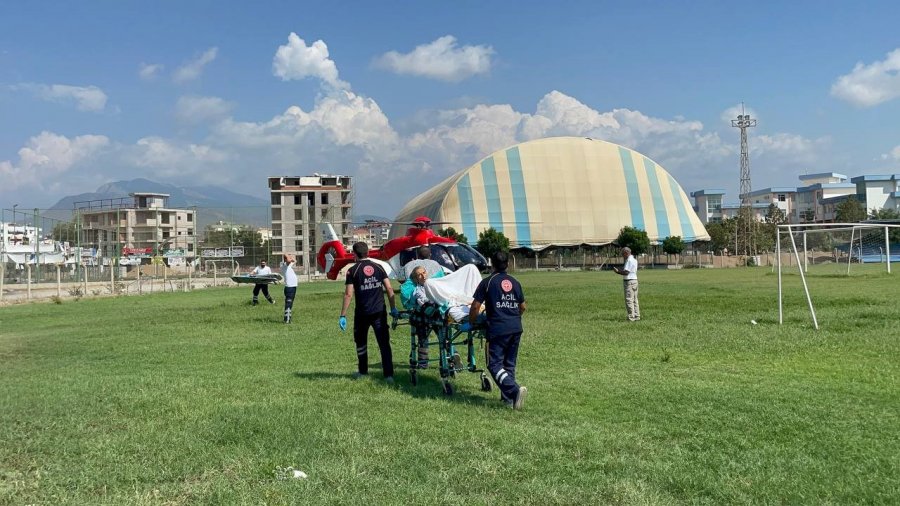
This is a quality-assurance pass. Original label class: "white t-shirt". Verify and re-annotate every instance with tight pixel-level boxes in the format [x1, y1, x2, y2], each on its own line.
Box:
[281, 261, 298, 287]
[624, 255, 638, 280]
[251, 265, 272, 276]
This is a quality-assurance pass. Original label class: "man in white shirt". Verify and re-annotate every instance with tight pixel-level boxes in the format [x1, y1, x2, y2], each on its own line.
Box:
[281, 254, 299, 324]
[612, 247, 640, 321]
[249, 260, 275, 305]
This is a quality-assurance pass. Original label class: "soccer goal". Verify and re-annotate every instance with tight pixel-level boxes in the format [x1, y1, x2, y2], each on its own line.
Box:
[776, 223, 899, 329]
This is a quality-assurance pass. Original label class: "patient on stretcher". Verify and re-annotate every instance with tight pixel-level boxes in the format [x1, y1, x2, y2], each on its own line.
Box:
[403, 263, 484, 323]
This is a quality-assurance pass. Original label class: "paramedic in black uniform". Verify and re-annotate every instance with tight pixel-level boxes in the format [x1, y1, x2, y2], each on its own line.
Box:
[469, 250, 528, 409]
[339, 242, 400, 383]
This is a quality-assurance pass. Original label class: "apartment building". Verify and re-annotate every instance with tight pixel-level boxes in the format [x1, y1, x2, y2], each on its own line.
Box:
[75, 193, 196, 263]
[690, 189, 725, 224]
[852, 174, 900, 214]
[268, 174, 352, 274]
[795, 173, 855, 222]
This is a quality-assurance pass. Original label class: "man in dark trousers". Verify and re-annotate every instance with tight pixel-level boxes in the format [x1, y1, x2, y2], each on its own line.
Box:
[469, 251, 528, 409]
[339, 242, 400, 383]
[249, 260, 275, 305]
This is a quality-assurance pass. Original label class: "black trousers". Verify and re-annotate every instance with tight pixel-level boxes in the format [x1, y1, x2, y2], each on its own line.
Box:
[252, 284, 271, 301]
[353, 310, 394, 377]
[283, 286, 297, 321]
[486, 332, 522, 402]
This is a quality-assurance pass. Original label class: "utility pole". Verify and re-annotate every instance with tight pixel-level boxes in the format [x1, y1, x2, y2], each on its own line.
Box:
[732, 104, 757, 256]
[34, 208, 40, 281]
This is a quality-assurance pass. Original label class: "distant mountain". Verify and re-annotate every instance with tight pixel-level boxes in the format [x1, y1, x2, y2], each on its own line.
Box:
[46, 178, 269, 228]
[43, 179, 396, 230]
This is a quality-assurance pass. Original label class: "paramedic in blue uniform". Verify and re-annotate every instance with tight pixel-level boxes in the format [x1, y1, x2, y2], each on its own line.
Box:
[469, 250, 528, 409]
[339, 242, 400, 383]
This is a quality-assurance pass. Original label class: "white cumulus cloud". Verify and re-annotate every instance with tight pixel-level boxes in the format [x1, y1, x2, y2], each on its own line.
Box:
[0, 131, 110, 190]
[720, 104, 760, 125]
[880, 145, 900, 161]
[273, 32, 348, 89]
[11, 83, 108, 112]
[138, 62, 164, 80]
[173, 47, 218, 84]
[373, 35, 494, 82]
[831, 48, 900, 107]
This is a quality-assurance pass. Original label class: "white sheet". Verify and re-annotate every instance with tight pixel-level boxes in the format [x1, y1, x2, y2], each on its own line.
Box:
[423, 263, 481, 308]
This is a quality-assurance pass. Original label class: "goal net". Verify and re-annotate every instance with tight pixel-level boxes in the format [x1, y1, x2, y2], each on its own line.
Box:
[776, 223, 899, 329]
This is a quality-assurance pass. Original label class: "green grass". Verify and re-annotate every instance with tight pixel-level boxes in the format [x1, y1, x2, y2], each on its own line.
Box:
[1, 268, 899, 504]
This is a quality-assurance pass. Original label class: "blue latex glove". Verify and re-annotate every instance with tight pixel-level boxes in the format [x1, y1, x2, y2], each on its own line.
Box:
[390, 308, 400, 318]
[459, 322, 472, 332]
[339, 316, 347, 331]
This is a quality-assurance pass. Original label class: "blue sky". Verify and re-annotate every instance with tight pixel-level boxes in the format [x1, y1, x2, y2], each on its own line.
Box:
[2, 1, 900, 216]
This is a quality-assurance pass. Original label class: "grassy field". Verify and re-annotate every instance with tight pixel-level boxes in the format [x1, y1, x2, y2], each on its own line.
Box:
[1, 267, 898, 504]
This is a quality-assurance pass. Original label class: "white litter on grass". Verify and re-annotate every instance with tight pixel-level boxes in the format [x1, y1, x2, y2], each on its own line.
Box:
[274, 466, 308, 480]
[751, 320, 758, 325]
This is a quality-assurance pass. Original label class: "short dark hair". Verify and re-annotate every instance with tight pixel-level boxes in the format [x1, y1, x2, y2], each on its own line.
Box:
[352, 242, 368, 259]
[491, 251, 508, 272]
[417, 245, 431, 259]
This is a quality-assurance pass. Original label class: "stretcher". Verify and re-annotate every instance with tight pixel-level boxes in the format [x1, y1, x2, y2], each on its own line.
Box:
[391, 303, 491, 396]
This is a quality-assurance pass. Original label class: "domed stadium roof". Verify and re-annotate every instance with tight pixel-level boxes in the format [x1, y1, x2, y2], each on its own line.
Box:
[392, 137, 709, 249]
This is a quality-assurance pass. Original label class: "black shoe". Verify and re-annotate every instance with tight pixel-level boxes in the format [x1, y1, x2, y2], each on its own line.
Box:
[267, 298, 275, 304]
[252, 300, 259, 306]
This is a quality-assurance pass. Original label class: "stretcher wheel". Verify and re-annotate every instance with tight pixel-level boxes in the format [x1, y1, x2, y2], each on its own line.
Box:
[410, 369, 418, 386]
[480, 373, 492, 392]
[442, 381, 454, 396]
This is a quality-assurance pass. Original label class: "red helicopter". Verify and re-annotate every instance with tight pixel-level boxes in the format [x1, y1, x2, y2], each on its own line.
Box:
[316, 216, 488, 280]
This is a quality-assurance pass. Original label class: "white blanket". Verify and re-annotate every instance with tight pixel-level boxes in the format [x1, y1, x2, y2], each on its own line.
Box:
[423, 263, 481, 308]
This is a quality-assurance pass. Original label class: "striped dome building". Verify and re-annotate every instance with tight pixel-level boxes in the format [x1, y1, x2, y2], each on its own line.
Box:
[391, 136, 709, 249]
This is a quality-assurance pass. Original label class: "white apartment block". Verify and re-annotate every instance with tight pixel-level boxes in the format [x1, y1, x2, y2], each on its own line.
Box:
[76, 193, 196, 262]
[852, 174, 900, 214]
[795, 173, 855, 222]
[268, 174, 352, 274]
[690, 189, 725, 224]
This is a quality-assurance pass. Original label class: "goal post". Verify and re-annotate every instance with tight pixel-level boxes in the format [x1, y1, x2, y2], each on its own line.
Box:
[777, 222, 899, 329]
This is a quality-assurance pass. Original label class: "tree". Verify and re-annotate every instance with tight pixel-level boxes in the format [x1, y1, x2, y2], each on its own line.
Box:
[705, 221, 733, 254]
[50, 221, 77, 242]
[438, 226, 468, 244]
[800, 209, 817, 223]
[204, 226, 269, 264]
[835, 196, 867, 223]
[870, 208, 900, 220]
[869, 208, 900, 243]
[764, 204, 788, 225]
[661, 236, 685, 264]
[753, 204, 788, 253]
[615, 226, 651, 256]
[475, 227, 509, 259]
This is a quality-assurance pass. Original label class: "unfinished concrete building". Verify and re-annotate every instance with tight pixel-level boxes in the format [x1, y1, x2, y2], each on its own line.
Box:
[268, 175, 352, 274]
[76, 193, 196, 265]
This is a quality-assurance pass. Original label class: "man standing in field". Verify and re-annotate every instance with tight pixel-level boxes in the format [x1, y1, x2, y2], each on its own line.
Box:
[612, 246, 640, 321]
[469, 251, 528, 410]
[339, 242, 400, 383]
[281, 254, 298, 324]
[249, 260, 275, 306]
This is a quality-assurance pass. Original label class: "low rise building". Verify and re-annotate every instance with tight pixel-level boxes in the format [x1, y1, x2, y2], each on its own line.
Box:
[75, 193, 196, 264]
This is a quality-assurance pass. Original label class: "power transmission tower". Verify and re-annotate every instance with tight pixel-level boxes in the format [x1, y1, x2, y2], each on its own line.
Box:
[731, 105, 757, 256]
